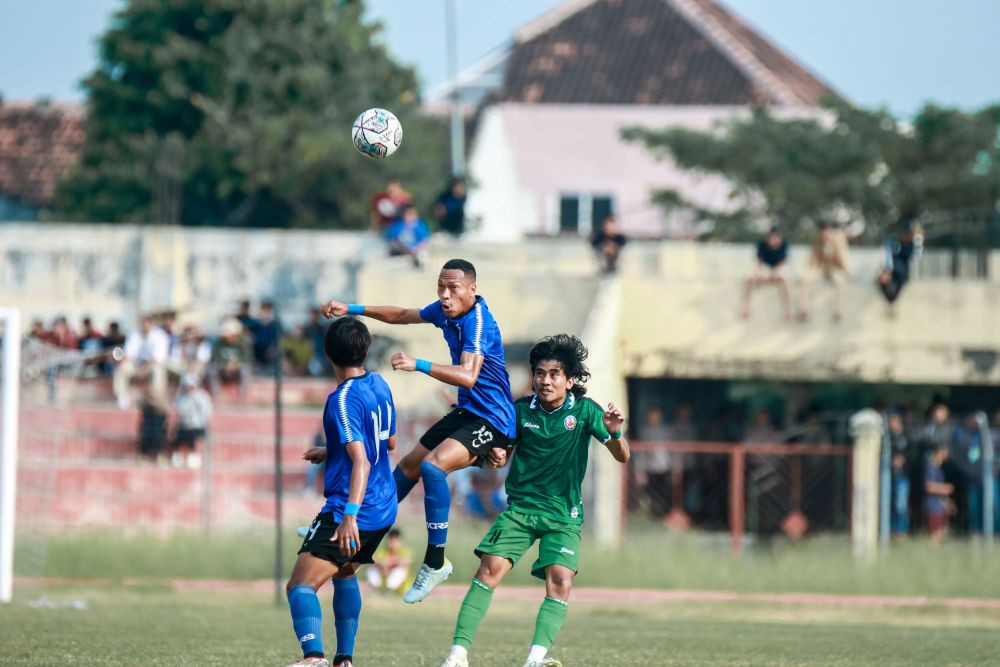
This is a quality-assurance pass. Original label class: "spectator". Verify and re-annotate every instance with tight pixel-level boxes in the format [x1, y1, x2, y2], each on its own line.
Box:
[49, 316, 78, 349]
[742, 226, 791, 321]
[172, 374, 212, 469]
[386, 205, 431, 267]
[160, 311, 180, 361]
[114, 315, 170, 410]
[208, 317, 252, 399]
[280, 325, 314, 376]
[924, 444, 954, 541]
[252, 301, 281, 366]
[591, 214, 627, 274]
[877, 217, 923, 311]
[953, 414, 985, 533]
[78, 317, 105, 378]
[797, 222, 850, 322]
[370, 178, 412, 231]
[100, 321, 126, 375]
[886, 412, 911, 536]
[137, 382, 170, 464]
[434, 177, 467, 237]
[921, 401, 954, 452]
[302, 308, 330, 376]
[466, 466, 507, 521]
[28, 319, 51, 344]
[235, 300, 258, 336]
[366, 528, 413, 595]
[632, 406, 673, 517]
[169, 325, 212, 381]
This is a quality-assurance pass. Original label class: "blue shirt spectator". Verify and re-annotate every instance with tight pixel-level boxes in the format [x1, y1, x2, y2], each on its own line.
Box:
[387, 206, 431, 263]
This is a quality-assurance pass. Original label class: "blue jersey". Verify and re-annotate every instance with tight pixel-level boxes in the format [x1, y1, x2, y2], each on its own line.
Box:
[322, 372, 397, 531]
[419, 296, 516, 438]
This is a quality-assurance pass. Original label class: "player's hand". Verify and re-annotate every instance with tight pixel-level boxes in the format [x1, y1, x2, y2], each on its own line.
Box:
[320, 300, 348, 318]
[390, 352, 416, 372]
[302, 447, 326, 464]
[332, 514, 360, 557]
[603, 402, 625, 436]
[486, 447, 507, 468]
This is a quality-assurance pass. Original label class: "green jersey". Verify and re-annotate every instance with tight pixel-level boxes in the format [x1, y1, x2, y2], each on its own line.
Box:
[504, 393, 611, 524]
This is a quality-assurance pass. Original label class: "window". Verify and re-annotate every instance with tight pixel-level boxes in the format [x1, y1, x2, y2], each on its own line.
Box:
[556, 193, 615, 235]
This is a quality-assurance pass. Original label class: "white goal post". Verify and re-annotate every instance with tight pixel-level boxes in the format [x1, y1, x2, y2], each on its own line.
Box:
[0, 307, 21, 604]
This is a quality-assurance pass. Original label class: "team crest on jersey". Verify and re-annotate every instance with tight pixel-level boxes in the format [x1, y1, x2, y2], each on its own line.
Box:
[564, 415, 577, 431]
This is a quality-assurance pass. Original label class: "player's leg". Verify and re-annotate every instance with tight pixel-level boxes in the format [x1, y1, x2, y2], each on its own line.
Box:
[393, 442, 430, 502]
[331, 564, 362, 667]
[440, 511, 534, 667]
[523, 520, 582, 667]
[286, 551, 341, 666]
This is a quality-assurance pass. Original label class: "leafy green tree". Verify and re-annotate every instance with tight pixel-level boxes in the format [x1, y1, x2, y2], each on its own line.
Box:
[52, 0, 449, 228]
[622, 100, 1000, 241]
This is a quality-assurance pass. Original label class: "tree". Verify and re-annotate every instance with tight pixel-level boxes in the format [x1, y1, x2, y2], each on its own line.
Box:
[622, 100, 1000, 242]
[52, 0, 449, 228]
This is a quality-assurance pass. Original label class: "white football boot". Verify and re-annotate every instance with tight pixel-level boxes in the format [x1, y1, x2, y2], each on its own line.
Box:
[285, 657, 329, 667]
[402, 558, 454, 603]
[438, 654, 469, 667]
[521, 658, 562, 667]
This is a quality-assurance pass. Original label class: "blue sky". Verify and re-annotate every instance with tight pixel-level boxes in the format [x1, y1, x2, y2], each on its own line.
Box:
[0, 0, 996, 116]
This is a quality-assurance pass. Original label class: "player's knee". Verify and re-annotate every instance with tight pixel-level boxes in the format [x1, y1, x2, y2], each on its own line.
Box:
[419, 459, 446, 481]
[546, 570, 574, 598]
[475, 562, 504, 588]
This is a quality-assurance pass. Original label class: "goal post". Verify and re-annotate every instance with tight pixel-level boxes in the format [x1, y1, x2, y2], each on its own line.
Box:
[0, 307, 21, 604]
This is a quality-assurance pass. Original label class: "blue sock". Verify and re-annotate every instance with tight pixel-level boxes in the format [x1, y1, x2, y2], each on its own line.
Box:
[420, 460, 450, 567]
[394, 464, 419, 502]
[333, 576, 362, 658]
[287, 585, 324, 658]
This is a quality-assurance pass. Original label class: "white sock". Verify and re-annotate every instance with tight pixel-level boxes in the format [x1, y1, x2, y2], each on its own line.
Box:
[527, 645, 547, 662]
[449, 645, 468, 660]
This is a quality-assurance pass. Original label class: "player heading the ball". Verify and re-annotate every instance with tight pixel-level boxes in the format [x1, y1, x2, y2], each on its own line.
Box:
[438, 334, 630, 667]
[285, 317, 398, 667]
[320, 258, 516, 604]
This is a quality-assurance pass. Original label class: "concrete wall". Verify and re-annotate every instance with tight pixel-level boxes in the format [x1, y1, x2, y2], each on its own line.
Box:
[0, 223, 366, 330]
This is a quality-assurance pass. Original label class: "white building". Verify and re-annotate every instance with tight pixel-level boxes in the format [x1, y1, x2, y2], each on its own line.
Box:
[428, 0, 837, 241]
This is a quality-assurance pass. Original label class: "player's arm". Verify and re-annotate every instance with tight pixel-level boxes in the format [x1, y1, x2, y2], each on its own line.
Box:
[332, 440, 370, 558]
[391, 350, 483, 390]
[319, 299, 425, 325]
[602, 402, 630, 463]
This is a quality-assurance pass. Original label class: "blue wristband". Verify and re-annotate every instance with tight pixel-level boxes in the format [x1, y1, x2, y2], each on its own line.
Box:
[415, 359, 432, 374]
[343, 502, 360, 516]
[347, 304, 365, 315]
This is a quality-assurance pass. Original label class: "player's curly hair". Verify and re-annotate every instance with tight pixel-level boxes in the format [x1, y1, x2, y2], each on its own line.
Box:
[529, 334, 591, 398]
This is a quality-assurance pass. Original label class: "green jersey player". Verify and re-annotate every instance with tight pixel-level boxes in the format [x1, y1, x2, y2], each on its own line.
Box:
[438, 334, 630, 667]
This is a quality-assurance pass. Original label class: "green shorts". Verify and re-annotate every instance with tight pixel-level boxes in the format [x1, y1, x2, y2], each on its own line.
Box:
[474, 509, 582, 580]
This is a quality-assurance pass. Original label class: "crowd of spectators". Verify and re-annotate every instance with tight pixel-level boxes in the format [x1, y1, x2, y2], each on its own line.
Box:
[630, 399, 1000, 540]
[367, 176, 466, 269]
[740, 218, 923, 322]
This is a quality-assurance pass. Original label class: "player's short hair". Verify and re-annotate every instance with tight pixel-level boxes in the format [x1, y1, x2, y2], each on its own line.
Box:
[388, 528, 402, 539]
[441, 258, 476, 283]
[325, 317, 371, 368]
[529, 334, 591, 398]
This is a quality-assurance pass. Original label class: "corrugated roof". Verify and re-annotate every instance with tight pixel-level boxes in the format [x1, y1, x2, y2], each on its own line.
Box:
[0, 103, 85, 207]
[500, 0, 836, 106]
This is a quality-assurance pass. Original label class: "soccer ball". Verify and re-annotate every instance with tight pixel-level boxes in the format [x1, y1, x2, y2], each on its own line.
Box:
[352, 108, 403, 158]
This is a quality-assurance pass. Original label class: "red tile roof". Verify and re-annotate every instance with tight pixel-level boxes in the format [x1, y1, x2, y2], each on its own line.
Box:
[0, 103, 85, 207]
[501, 0, 837, 106]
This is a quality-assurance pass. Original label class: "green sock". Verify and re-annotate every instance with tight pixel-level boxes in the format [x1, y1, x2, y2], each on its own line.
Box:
[531, 596, 569, 648]
[453, 578, 494, 649]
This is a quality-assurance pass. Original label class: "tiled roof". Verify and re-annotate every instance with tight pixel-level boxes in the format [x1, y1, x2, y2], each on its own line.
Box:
[500, 0, 836, 106]
[0, 103, 85, 207]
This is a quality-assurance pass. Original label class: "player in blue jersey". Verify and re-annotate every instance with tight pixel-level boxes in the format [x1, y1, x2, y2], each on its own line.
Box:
[284, 316, 397, 667]
[321, 258, 516, 603]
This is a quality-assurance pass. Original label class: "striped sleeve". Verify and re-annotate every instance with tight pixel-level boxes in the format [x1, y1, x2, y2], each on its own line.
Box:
[459, 302, 487, 356]
[331, 379, 364, 446]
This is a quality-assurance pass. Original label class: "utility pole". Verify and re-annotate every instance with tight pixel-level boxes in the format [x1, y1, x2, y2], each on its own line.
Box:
[445, 0, 465, 177]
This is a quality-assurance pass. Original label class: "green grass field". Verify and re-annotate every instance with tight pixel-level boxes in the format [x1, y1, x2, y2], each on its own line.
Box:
[7, 520, 1000, 665]
[2, 584, 999, 666]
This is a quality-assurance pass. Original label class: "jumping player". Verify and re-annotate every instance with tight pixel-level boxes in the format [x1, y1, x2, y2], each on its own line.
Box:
[284, 317, 397, 667]
[437, 334, 629, 667]
[320, 258, 515, 603]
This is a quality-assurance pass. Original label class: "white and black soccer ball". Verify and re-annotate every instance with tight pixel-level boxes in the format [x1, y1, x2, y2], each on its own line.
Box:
[351, 108, 402, 159]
